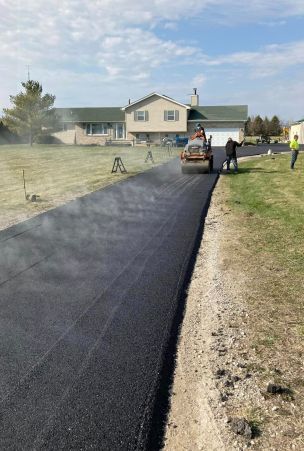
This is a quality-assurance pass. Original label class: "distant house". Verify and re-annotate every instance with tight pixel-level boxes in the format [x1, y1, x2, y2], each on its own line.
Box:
[290, 118, 304, 144]
[53, 91, 248, 147]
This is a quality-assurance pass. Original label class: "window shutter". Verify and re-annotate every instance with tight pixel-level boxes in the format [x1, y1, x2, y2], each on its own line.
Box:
[145, 111, 149, 121]
[175, 110, 179, 121]
[134, 111, 137, 121]
[164, 110, 168, 121]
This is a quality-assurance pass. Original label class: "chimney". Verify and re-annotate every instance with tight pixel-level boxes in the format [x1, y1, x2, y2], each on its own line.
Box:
[128, 98, 131, 104]
[190, 88, 199, 107]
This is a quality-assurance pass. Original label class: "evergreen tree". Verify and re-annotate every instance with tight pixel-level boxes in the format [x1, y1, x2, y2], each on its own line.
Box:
[3, 80, 56, 146]
[244, 117, 252, 136]
[252, 115, 264, 136]
[269, 115, 282, 136]
[263, 116, 270, 137]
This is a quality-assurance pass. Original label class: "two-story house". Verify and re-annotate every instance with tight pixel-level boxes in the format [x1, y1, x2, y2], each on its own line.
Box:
[53, 91, 248, 147]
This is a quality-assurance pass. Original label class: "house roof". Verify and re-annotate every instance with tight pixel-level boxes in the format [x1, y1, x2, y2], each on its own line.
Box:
[54, 103, 248, 123]
[54, 107, 125, 123]
[188, 105, 248, 122]
[121, 92, 190, 110]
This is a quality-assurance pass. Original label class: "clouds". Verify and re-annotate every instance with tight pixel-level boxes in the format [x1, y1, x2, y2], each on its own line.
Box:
[97, 28, 197, 81]
[204, 0, 304, 22]
[1, 0, 303, 70]
[0, 0, 304, 119]
[0, 0, 200, 75]
[205, 41, 304, 78]
[191, 74, 207, 87]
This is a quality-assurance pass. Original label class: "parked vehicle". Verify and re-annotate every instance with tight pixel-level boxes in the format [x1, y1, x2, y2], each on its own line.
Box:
[175, 136, 188, 147]
[256, 135, 270, 144]
[243, 141, 257, 146]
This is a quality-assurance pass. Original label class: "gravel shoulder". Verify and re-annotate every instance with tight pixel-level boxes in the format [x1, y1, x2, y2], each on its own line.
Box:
[164, 176, 239, 450]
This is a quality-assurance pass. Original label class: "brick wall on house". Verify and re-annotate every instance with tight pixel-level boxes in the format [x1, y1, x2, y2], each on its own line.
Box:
[53, 124, 111, 145]
[74, 124, 109, 145]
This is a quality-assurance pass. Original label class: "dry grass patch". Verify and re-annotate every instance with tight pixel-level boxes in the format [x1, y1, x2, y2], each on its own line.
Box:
[0, 144, 179, 231]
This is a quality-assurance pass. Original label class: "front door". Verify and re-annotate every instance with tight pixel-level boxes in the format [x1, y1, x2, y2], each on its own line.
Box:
[114, 123, 125, 139]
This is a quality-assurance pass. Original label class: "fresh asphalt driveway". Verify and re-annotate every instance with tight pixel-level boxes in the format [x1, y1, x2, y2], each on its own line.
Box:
[0, 144, 288, 450]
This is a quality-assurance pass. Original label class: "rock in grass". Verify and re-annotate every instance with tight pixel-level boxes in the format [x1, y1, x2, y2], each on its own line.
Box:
[228, 417, 253, 439]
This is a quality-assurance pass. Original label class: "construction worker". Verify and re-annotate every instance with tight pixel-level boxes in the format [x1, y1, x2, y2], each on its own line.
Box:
[191, 123, 207, 142]
[225, 137, 244, 173]
[290, 134, 300, 170]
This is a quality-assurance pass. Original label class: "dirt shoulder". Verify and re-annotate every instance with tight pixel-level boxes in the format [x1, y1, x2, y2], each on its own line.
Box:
[164, 173, 303, 450]
[164, 177, 240, 450]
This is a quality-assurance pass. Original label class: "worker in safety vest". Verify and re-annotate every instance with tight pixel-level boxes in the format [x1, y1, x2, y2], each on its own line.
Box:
[290, 134, 300, 170]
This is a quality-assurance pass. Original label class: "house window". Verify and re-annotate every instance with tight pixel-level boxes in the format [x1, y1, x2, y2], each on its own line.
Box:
[86, 123, 108, 135]
[134, 111, 149, 121]
[164, 110, 179, 121]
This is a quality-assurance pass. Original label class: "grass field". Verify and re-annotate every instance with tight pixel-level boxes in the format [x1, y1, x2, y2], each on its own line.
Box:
[223, 152, 304, 446]
[0, 144, 180, 230]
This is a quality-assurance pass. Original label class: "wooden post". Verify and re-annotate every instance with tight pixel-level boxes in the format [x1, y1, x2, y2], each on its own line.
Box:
[22, 169, 27, 200]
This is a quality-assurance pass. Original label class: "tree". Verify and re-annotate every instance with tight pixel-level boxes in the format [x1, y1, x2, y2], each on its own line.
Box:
[0, 121, 20, 144]
[269, 115, 282, 136]
[3, 80, 56, 146]
[252, 115, 264, 136]
[263, 116, 270, 137]
[244, 117, 252, 136]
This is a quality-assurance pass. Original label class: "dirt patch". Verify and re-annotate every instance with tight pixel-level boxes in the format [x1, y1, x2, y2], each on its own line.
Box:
[163, 175, 304, 450]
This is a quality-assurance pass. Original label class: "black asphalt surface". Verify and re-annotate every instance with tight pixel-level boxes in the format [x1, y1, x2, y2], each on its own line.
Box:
[0, 144, 289, 450]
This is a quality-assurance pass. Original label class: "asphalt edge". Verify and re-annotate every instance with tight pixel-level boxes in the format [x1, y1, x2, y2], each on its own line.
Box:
[143, 171, 220, 451]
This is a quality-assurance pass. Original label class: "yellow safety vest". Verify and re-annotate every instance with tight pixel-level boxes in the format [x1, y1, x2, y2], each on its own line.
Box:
[290, 140, 299, 151]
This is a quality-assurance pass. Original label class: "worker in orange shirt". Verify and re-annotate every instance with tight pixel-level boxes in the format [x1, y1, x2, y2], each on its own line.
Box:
[191, 123, 207, 141]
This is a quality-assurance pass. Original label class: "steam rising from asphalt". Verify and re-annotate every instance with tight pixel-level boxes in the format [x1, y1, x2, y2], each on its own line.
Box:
[0, 156, 184, 396]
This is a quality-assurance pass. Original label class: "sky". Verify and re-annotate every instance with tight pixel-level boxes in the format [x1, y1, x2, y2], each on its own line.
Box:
[1, 0, 304, 122]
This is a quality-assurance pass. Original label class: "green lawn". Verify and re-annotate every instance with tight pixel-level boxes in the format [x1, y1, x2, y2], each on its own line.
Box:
[228, 154, 304, 270]
[222, 153, 304, 439]
[0, 144, 180, 230]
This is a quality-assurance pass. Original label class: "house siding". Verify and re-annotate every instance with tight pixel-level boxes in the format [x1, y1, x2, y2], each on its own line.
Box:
[125, 95, 188, 133]
[290, 122, 304, 144]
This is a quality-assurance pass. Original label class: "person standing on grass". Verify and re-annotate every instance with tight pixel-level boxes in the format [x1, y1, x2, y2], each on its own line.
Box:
[290, 134, 300, 170]
[225, 137, 243, 173]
